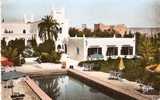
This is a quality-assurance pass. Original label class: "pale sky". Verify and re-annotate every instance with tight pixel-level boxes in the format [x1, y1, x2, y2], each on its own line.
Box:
[2, 0, 160, 27]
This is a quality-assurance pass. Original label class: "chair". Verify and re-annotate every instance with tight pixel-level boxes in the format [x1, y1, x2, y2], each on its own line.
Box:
[137, 81, 154, 94]
[108, 70, 122, 80]
[11, 92, 25, 100]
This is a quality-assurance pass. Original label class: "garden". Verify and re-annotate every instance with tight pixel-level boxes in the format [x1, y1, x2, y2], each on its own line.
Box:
[1, 15, 62, 66]
[78, 33, 160, 91]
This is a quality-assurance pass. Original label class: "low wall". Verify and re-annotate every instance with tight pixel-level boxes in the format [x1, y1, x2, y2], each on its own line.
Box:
[24, 76, 52, 100]
[68, 69, 151, 100]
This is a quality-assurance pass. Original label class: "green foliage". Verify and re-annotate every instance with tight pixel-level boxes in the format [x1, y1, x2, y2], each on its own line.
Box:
[38, 40, 55, 53]
[28, 37, 37, 48]
[78, 60, 104, 71]
[1, 47, 25, 66]
[1, 38, 25, 66]
[40, 51, 61, 63]
[123, 32, 134, 38]
[69, 27, 81, 37]
[79, 58, 160, 90]
[38, 15, 60, 41]
[7, 38, 25, 54]
[139, 37, 157, 65]
[69, 27, 133, 38]
[1, 38, 6, 49]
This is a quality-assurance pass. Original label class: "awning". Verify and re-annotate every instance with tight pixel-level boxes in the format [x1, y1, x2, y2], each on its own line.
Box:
[2, 71, 26, 81]
[90, 54, 104, 59]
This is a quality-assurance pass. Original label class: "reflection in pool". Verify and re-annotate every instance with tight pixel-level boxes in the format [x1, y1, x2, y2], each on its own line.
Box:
[33, 75, 115, 100]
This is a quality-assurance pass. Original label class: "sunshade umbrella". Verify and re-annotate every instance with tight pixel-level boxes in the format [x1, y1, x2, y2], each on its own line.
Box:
[146, 64, 160, 73]
[155, 64, 160, 73]
[119, 58, 125, 71]
[2, 71, 26, 81]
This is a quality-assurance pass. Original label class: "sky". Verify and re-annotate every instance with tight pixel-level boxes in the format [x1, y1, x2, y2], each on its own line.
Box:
[2, 0, 160, 27]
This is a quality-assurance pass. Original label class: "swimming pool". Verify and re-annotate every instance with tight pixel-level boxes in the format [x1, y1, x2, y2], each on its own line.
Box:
[33, 75, 115, 100]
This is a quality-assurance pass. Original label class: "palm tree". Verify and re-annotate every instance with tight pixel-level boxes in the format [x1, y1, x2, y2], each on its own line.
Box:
[139, 37, 156, 65]
[38, 16, 60, 41]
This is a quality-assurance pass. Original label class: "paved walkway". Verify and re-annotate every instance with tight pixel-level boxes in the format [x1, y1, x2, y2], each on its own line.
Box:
[2, 57, 160, 100]
[1, 78, 40, 100]
[69, 69, 160, 100]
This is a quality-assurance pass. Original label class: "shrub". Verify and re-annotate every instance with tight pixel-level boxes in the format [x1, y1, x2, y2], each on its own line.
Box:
[78, 60, 104, 71]
[38, 40, 55, 53]
[39, 51, 61, 63]
[1, 47, 25, 66]
[78, 58, 160, 91]
[8, 38, 25, 54]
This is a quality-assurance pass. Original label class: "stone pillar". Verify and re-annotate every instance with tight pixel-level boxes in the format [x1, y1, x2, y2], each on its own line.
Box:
[102, 45, 107, 60]
[118, 45, 122, 57]
[83, 39, 88, 61]
[133, 45, 136, 56]
[25, 39, 28, 46]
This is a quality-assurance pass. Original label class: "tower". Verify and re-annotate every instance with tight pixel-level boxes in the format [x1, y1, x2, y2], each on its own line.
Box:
[50, 8, 69, 53]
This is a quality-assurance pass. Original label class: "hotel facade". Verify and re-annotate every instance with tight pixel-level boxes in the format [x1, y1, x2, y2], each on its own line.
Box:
[1, 8, 69, 52]
[67, 36, 136, 61]
[1, 8, 136, 61]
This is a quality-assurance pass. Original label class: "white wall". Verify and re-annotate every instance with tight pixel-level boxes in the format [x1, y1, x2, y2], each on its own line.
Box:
[2, 22, 31, 34]
[67, 36, 136, 61]
[1, 22, 36, 44]
[67, 37, 85, 61]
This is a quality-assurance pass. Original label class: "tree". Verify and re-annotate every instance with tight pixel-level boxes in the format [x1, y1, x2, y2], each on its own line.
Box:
[1, 38, 6, 49]
[1, 47, 22, 66]
[139, 37, 157, 65]
[135, 32, 141, 55]
[69, 27, 82, 37]
[82, 28, 92, 37]
[153, 33, 160, 63]
[29, 37, 37, 48]
[7, 38, 25, 54]
[38, 15, 60, 41]
[38, 40, 55, 53]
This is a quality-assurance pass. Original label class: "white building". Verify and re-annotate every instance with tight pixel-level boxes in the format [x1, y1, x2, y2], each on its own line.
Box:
[1, 22, 37, 44]
[67, 35, 136, 61]
[1, 8, 136, 61]
[1, 8, 69, 52]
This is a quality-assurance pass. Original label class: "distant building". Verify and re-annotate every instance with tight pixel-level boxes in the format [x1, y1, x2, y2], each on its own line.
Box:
[128, 27, 160, 36]
[94, 23, 127, 35]
[94, 23, 110, 31]
[82, 24, 87, 29]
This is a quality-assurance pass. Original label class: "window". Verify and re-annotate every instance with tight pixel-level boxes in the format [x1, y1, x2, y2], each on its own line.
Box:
[59, 27, 62, 33]
[121, 46, 133, 55]
[4, 29, 13, 33]
[106, 47, 118, 56]
[76, 47, 80, 55]
[64, 44, 67, 53]
[4, 29, 8, 33]
[87, 47, 102, 56]
[23, 29, 26, 34]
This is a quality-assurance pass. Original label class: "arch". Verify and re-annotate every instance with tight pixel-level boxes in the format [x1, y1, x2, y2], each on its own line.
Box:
[23, 29, 26, 34]
[57, 45, 61, 49]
